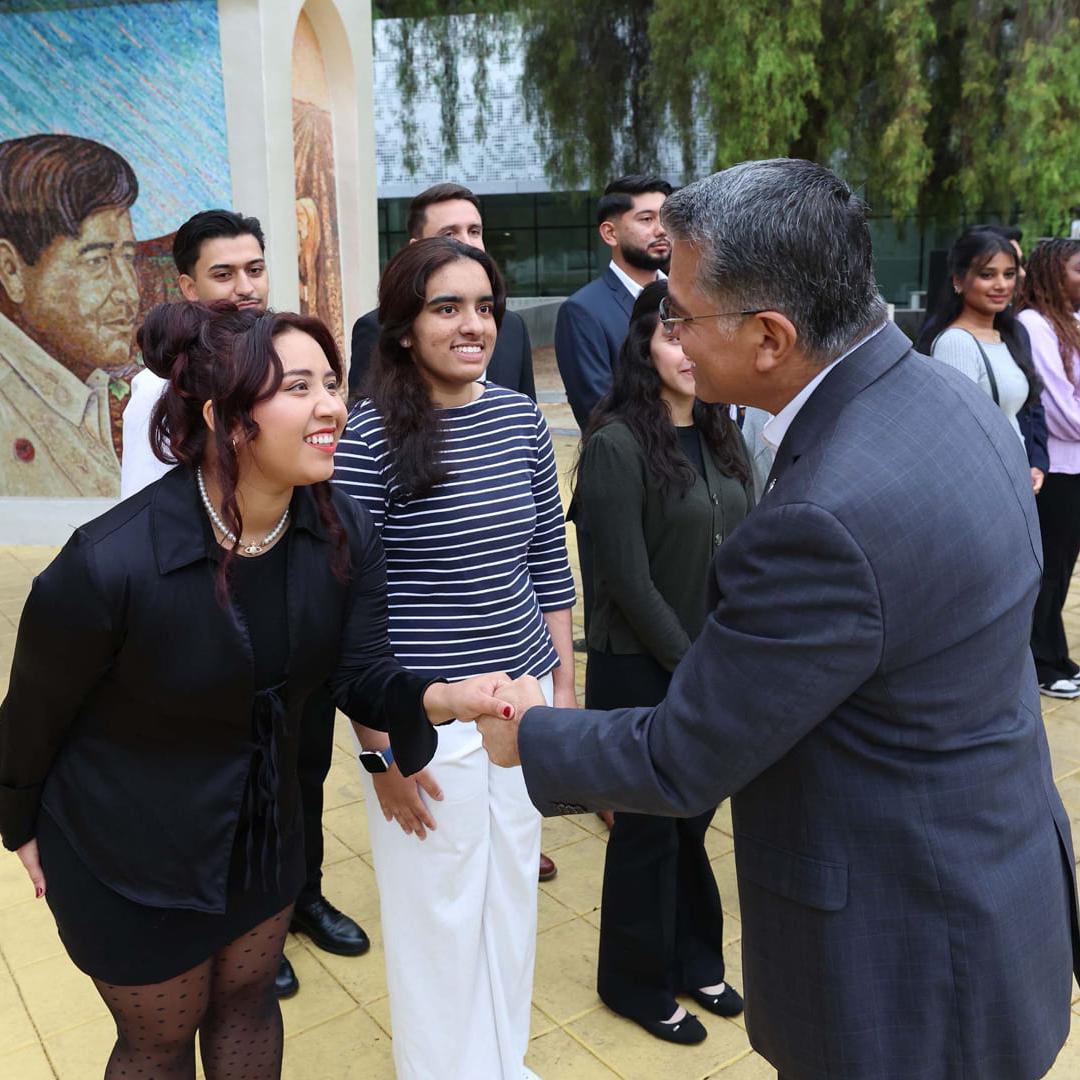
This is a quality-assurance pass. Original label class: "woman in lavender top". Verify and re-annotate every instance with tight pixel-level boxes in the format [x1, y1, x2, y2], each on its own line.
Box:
[1017, 239, 1080, 697]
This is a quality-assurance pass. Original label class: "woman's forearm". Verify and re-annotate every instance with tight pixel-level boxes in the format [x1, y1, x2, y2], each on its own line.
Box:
[543, 607, 576, 698]
[351, 722, 389, 750]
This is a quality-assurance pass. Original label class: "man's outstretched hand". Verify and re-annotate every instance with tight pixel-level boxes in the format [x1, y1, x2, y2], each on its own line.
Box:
[475, 674, 547, 767]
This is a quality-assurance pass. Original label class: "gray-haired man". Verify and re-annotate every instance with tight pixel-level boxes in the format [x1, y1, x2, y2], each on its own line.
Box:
[479, 158, 1079, 1079]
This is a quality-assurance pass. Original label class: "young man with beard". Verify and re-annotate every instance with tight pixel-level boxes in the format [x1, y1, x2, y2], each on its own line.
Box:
[121, 209, 369, 1001]
[554, 175, 673, 431]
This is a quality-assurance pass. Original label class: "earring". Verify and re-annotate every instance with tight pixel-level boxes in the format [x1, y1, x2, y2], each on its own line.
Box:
[401, 337, 411, 348]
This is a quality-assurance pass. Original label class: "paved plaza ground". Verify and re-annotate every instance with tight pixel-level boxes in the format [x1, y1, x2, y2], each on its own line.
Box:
[3, 434, 1080, 1078]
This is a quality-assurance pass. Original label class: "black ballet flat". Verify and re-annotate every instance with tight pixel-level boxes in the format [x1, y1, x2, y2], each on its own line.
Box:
[634, 1011, 708, 1045]
[688, 984, 744, 1017]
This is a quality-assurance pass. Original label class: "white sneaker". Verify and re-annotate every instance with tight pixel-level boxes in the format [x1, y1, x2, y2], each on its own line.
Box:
[1039, 678, 1080, 699]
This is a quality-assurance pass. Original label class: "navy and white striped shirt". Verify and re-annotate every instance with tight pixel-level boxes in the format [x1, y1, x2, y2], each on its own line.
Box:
[333, 384, 576, 680]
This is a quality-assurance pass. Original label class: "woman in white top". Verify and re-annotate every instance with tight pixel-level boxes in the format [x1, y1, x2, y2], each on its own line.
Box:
[916, 226, 1043, 489]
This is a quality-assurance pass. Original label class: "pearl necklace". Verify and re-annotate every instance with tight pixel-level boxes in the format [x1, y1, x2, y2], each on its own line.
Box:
[196, 466, 290, 555]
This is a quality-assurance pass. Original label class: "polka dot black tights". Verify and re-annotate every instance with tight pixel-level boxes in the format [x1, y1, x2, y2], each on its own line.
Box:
[94, 905, 292, 1079]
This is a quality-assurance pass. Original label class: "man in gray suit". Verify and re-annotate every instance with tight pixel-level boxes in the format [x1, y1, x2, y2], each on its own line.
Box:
[479, 159, 1080, 1079]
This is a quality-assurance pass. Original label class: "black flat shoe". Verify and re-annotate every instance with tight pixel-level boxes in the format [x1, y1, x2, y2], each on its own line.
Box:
[634, 1011, 708, 1045]
[291, 896, 370, 956]
[274, 955, 299, 999]
[688, 984, 744, 1017]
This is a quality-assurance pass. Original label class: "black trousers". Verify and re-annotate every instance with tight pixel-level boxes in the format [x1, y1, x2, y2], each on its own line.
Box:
[587, 649, 727, 1020]
[296, 685, 337, 903]
[1031, 472, 1080, 684]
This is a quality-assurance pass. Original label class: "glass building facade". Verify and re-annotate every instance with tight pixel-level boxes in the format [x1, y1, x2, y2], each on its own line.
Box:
[379, 192, 973, 305]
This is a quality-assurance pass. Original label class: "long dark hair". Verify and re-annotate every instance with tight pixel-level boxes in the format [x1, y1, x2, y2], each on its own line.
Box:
[366, 237, 506, 500]
[579, 280, 750, 495]
[137, 301, 349, 598]
[915, 226, 1041, 407]
[1017, 238, 1080, 384]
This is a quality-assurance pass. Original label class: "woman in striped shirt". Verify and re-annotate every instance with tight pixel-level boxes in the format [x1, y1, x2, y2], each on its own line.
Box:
[333, 237, 576, 1080]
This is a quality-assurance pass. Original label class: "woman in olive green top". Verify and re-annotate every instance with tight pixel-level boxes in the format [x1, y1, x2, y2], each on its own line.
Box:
[576, 281, 753, 1045]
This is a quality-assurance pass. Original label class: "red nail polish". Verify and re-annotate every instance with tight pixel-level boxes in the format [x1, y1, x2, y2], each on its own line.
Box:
[502, 706, 512, 719]
[35, 886, 43, 899]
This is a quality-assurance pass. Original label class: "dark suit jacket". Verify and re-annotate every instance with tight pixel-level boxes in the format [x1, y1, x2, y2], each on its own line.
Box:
[554, 267, 635, 429]
[348, 307, 536, 403]
[0, 466, 436, 912]
[520, 323, 1080, 1078]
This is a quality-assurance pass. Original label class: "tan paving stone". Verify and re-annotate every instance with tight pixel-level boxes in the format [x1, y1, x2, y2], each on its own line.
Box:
[312, 855, 384, 931]
[538, 834, 608, 916]
[305, 919, 387, 1007]
[0, 1040, 56, 1079]
[568, 1003, 750, 1080]
[279, 945, 356, 1038]
[44, 1016, 115, 1080]
[711, 850, 742, 921]
[364, 993, 392, 1037]
[14, 954, 107, 1037]
[0, 961, 39, 1056]
[323, 802, 372, 857]
[0, 898, 64, 969]
[537, 887, 578, 934]
[525, 1027, 622, 1079]
[0, 849, 36, 911]
[708, 1048, 776, 1077]
[705, 823, 737, 860]
[322, 759, 365, 812]
[280, 1007, 394, 1080]
[541, 813, 595, 852]
[532, 917, 602, 1024]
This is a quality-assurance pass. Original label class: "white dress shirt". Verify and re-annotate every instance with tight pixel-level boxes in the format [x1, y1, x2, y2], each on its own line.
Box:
[120, 367, 171, 498]
[608, 259, 667, 301]
[761, 323, 888, 451]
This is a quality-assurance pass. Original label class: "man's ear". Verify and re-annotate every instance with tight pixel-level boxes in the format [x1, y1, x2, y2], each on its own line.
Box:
[598, 220, 619, 251]
[750, 312, 800, 375]
[178, 274, 200, 301]
[0, 239, 28, 304]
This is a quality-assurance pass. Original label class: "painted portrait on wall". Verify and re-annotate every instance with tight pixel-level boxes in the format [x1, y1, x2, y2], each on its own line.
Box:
[0, 0, 231, 497]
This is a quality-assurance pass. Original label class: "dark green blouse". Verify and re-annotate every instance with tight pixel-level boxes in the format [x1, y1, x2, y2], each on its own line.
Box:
[577, 418, 754, 671]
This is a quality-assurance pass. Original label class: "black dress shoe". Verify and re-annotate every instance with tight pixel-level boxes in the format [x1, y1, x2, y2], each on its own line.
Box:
[275, 955, 299, 999]
[291, 895, 370, 957]
[688, 983, 744, 1017]
[634, 1011, 708, 1045]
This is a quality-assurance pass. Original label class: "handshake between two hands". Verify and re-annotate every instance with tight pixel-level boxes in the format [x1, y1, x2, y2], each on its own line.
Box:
[435, 672, 549, 768]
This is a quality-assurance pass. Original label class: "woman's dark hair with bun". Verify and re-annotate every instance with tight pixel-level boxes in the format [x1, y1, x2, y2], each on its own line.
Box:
[367, 237, 506, 500]
[136, 300, 349, 594]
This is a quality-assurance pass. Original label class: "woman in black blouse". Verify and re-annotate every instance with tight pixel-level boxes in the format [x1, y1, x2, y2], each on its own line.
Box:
[0, 302, 512, 1080]
[576, 281, 752, 1044]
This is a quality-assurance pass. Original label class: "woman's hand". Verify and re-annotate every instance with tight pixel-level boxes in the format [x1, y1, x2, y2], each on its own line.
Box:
[1032, 467, 1045, 495]
[423, 672, 515, 724]
[16, 838, 46, 899]
[373, 765, 443, 840]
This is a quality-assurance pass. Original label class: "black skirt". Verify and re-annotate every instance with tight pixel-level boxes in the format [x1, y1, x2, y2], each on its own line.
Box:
[38, 807, 305, 986]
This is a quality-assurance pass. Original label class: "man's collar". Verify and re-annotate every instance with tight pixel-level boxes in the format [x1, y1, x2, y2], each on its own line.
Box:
[0, 310, 103, 427]
[607, 259, 667, 301]
[762, 323, 888, 451]
[152, 464, 331, 574]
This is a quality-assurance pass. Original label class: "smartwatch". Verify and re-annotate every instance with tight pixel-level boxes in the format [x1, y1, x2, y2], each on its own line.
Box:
[358, 745, 394, 774]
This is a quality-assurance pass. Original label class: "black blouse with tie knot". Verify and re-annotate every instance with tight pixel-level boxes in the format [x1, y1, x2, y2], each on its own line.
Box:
[0, 464, 436, 913]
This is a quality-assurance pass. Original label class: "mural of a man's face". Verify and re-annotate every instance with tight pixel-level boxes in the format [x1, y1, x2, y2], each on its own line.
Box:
[1, 206, 138, 380]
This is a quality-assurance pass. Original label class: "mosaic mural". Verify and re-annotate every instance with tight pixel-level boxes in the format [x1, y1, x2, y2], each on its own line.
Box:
[0, 0, 231, 496]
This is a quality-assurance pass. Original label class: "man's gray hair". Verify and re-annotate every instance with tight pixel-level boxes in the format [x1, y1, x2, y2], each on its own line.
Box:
[661, 159, 887, 362]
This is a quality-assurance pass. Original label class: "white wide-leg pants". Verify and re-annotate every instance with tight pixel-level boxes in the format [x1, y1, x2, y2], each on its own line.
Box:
[359, 674, 550, 1080]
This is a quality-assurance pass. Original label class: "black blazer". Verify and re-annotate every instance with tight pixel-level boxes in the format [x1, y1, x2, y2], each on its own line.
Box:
[348, 307, 537, 403]
[0, 465, 436, 912]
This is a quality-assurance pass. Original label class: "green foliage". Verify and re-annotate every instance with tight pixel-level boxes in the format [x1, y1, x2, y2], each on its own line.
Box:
[377, 0, 1080, 226]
